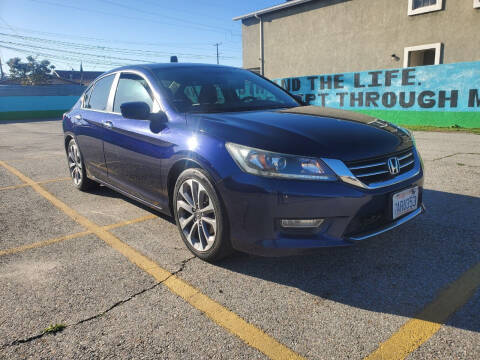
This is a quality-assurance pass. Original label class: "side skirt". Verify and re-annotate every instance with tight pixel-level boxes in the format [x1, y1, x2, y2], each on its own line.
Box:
[90, 175, 171, 217]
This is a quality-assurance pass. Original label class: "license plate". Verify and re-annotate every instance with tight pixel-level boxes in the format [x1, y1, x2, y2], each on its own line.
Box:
[392, 187, 418, 220]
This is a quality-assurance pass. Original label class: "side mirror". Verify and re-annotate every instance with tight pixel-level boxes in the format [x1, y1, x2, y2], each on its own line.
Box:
[120, 101, 168, 133]
[149, 111, 168, 123]
[148, 111, 168, 133]
[120, 101, 150, 120]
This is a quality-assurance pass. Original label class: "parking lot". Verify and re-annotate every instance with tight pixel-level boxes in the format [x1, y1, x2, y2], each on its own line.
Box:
[0, 119, 479, 359]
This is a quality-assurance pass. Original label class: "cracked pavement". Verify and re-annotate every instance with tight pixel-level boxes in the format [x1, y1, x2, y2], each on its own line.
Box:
[1, 256, 196, 351]
[0, 120, 479, 359]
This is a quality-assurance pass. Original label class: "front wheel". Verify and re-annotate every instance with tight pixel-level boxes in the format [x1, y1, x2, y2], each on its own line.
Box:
[173, 168, 232, 262]
[66, 138, 97, 191]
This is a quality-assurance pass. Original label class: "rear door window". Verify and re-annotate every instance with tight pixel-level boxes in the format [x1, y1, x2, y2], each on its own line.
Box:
[87, 74, 115, 111]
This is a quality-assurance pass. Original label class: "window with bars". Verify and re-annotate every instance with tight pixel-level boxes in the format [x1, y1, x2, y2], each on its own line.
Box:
[408, 0, 443, 15]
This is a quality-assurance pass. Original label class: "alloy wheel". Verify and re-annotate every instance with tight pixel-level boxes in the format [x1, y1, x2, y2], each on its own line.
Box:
[176, 178, 217, 252]
[68, 142, 83, 186]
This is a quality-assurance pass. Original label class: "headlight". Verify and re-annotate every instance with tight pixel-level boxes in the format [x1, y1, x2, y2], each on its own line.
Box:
[225, 142, 337, 181]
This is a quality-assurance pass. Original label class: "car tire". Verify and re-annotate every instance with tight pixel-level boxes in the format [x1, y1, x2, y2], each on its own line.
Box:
[66, 138, 97, 191]
[173, 168, 233, 262]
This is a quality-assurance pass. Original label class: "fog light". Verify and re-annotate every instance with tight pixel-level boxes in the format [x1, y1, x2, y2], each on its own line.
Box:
[280, 219, 324, 228]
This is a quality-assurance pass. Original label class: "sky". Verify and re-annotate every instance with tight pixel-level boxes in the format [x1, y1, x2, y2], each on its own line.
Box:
[0, 0, 280, 74]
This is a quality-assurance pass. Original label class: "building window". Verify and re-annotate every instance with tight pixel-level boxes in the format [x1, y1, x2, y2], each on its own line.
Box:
[408, 0, 443, 15]
[474, 0, 480, 8]
[404, 43, 442, 67]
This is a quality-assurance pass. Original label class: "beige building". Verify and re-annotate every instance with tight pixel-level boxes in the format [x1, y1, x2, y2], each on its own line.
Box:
[234, 0, 480, 79]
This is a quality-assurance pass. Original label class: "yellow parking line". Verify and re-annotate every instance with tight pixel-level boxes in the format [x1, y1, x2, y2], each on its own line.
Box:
[0, 231, 92, 257]
[103, 214, 158, 230]
[161, 275, 304, 360]
[0, 183, 30, 191]
[365, 263, 480, 360]
[0, 176, 69, 192]
[38, 176, 71, 185]
[0, 160, 305, 360]
[0, 214, 158, 257]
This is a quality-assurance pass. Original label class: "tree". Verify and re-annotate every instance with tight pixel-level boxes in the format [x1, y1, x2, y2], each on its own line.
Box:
[6, 56, 55, 85]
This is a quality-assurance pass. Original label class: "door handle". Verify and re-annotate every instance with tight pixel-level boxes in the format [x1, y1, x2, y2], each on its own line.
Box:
[104, 121, 113, 129]
[74, 114, 82, 120]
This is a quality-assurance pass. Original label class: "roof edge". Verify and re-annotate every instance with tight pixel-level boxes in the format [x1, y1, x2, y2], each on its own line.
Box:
[233, 0, 315, 21]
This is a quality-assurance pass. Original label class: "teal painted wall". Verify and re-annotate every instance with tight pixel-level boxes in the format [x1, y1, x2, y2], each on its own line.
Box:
[0, 85, 84, 120]
[275, 61, 480, 128]
[0, 96, 80, 112]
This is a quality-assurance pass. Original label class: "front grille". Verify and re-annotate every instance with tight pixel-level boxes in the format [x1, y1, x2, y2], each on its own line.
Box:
[346, 148, 415, 185]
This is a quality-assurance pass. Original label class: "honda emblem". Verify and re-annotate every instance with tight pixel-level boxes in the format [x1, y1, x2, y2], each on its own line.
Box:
[387, 157, 400, 175]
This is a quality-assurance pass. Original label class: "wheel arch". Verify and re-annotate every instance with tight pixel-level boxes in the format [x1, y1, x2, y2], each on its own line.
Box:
[166, 156, 221, 216]
[64, 133, 75, 152]
[167, 157, 232, 259]
[167, 158, 202, 215]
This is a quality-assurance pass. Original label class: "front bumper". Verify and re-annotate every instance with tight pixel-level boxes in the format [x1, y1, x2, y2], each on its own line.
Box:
[216, 151, 425, 256]
[347, 204, 425, 241]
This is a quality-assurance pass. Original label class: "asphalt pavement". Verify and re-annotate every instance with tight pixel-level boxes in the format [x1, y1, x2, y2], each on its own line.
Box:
[0, 119, 479, 359]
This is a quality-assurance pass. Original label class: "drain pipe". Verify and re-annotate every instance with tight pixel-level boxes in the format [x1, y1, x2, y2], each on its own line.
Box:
[254, 13, 264, 76]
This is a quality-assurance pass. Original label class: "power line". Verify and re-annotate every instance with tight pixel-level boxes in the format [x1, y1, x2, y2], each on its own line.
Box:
[99, 0, 238, 35]
[0, 15, 76, 70]
[0, 40, 152, 63]
[0, 24, 240, 52]
[0, 35, 241, 71]
[0, 44, 127, 67]
[0, 16, 17, 73]
[0, 16, 19, 35]
[27, 0, 240, 37]
[0, 33, 239, 60]
[0, 3, 243, 71]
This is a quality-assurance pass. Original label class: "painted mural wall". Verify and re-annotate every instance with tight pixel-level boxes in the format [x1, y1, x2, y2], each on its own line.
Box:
[275, 61, 480, 128]
[0, 85, 85, 120]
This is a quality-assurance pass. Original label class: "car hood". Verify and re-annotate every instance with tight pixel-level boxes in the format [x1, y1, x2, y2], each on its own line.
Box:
[187, 106, 413, 162]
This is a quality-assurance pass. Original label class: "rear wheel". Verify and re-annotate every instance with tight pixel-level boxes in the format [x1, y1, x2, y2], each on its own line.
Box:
[66, 138, 97, 191]
[173, 168, 232, 262]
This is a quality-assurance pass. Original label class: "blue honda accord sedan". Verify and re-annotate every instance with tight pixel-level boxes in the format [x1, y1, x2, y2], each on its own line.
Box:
[63, 63, 424, 261]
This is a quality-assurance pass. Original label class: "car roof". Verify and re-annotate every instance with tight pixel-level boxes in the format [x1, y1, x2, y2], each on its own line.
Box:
[103, 63, 239, 76]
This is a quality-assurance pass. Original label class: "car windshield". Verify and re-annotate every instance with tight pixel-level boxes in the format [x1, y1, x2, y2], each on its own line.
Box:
[153, 66, 299, 113]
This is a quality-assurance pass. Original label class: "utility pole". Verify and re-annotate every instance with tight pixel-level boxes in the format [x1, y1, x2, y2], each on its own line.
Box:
[214, 43, 221, 65]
